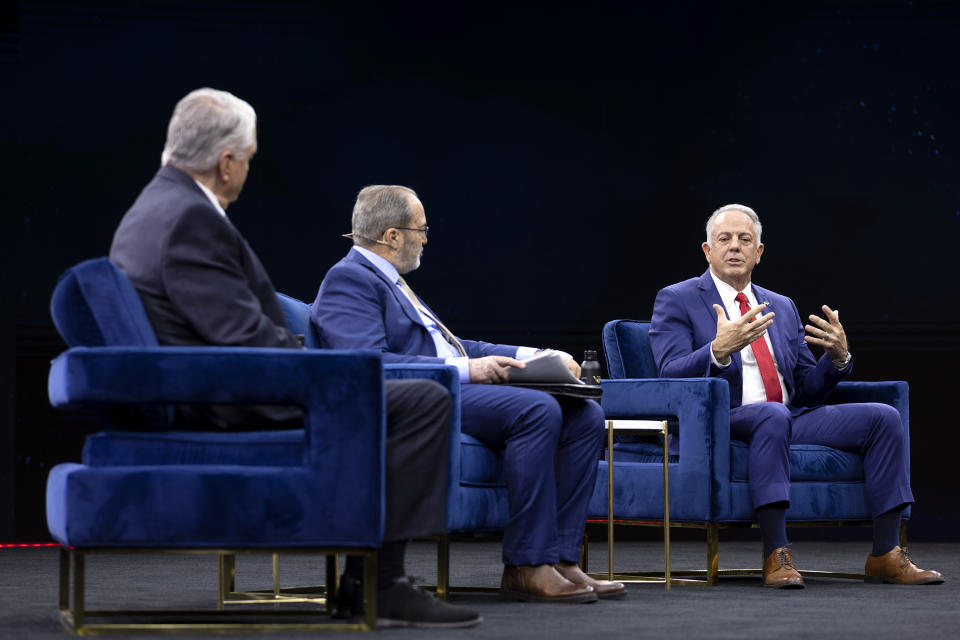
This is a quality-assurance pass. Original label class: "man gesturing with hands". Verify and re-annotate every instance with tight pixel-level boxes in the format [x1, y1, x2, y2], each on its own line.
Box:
[649, 204, 941, 589]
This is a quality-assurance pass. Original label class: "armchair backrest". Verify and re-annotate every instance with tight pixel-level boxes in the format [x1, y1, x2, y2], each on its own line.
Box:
[276, 293, 321, 349]
[602, 319, 657, 379]
[50, 257, 158, 347]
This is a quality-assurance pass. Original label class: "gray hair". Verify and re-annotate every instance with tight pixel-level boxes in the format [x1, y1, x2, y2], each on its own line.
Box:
[351, 185, 419, 246]
[160, 88, 256, 172]
[705, 203, 763, 246]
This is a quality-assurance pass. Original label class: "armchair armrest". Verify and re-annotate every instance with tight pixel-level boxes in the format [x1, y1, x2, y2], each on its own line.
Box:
[600, 377, 732, 519]
[48, 346, 386, 526]
[826, 380, 910, 472]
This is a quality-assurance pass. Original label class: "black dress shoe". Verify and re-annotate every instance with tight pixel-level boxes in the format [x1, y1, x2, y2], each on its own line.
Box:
[376, 578, 482, 628]
[334, 575, 481, 628]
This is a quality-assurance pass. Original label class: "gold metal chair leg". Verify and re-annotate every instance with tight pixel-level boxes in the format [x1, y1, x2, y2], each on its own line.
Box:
[436, 534, 450, 601]
[663, 423, 670, 589]
[59, 546, 69, 614]
[73, 549, 86, 632]
[217, 553, 228, 611]
[364, 551, 378, 630]
[224, 552, 236, 592]
[272, 553, 280, 599]
[218, 551, 236, 609]
[606, 419, 615, 581]
[706, 524, 719, 586]
[579, 531, 589, 572]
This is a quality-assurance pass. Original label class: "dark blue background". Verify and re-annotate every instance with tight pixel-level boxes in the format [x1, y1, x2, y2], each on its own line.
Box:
[3, 1, 959, 540]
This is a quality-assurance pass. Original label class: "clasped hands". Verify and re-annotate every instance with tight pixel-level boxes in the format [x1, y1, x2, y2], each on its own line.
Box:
[710, 302, 849, 365]
[468, 350, 580, 384]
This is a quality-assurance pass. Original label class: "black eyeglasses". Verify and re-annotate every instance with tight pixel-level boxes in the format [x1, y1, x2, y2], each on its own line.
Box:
[394, 226, 429, 237]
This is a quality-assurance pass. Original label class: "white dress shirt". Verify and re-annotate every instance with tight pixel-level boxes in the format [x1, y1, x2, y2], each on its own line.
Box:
[708, 272, 790, 406]
[354, 246, 536, 383]
[192, 178, 227, 217]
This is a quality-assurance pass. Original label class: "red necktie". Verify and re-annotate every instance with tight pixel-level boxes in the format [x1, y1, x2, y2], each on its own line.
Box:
[735, 292, 783, 403]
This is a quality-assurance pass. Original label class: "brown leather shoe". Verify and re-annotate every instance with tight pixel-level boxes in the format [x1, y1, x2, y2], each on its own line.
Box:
[762, 547, 805, 589]
[865, 546, 944, 585]
[554, 562, 628, 599]
[500, 565, 598, 603]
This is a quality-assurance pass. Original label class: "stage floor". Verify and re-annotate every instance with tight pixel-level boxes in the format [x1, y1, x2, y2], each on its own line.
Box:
[1, 539, 956, 639]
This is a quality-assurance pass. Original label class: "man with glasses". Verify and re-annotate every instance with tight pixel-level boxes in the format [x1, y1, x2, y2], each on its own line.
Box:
[311, 185, 625, 603]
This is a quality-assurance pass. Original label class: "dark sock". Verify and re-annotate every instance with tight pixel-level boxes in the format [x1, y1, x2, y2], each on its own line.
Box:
[377, 540, 407, 591]
[872, 508, 903, 557]
[756, 502, 789, 558]
[343, 540, 407, 590]
[344, 555, 364, 581]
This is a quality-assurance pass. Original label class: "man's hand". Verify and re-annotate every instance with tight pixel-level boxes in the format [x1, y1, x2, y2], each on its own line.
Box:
[804, 305, 849, 362]
[469, 355, 525, 384]
[555, 350, 581, 379]
[710, 303, 775, 365]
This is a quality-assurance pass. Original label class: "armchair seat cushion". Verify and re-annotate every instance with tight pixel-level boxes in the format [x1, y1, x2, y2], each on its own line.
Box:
[83, 430, 305, 467]
[612, 440, 864, 482]
[611, 442, 679, 464]
[85, 429, 510, 489]
[47, 462, 374, 548]
[459, 434, 506, 487]
[730, 440, 864, 483]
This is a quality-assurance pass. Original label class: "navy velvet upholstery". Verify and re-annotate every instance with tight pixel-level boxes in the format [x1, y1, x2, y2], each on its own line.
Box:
[47, 347, 386, 548]
[589, 319, 911, 524]
[62, 266, 510, 541]
[45, 259, 390, 551]
[50, 257, 158, 347]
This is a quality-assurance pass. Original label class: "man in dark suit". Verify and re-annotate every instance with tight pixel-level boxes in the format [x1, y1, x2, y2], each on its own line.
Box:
[109, 88, 480, 628]
[650, 203, 942, 588]
[311, 185, 625, 603]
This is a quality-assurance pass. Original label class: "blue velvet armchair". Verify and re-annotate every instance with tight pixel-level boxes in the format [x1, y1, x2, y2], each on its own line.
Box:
[47, 258, 388, 631]
[52, 259, 509, 605]
[587, 319, 910, 584]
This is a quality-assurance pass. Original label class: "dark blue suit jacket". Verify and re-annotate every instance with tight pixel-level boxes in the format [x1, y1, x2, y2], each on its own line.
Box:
[109, 165, 301, 428]
[110, 165, 299, 350]
[649, 270, 848, 409]
[312, 248, 519, 363]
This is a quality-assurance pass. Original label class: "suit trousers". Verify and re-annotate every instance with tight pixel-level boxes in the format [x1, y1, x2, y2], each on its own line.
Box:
[459, 385, 605, 566]
[729, 402, 914, 518]
[382, 379, 452, 541]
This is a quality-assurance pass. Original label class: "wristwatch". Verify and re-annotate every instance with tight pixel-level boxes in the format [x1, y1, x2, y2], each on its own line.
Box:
[832, 351, 852, 370]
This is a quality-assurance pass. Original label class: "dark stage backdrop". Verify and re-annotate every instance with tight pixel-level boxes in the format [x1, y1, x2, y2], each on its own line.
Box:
[3, 1, 959, 541]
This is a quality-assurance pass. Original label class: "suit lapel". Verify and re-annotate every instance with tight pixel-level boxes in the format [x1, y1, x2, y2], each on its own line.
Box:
[750, 283, 785, 361]
[346, 250, 428, 329]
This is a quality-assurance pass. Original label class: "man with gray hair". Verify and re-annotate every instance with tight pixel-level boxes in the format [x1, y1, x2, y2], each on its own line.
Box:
[649, 203, 942, 588]
[109, 89, 481, 628]
[312, 185, 626, 603]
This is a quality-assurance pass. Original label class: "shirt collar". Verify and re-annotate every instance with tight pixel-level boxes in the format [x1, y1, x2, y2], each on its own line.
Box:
[709, 270, 756, 306]
[192, 179, 227, 218]
[353, 245, 400, 284]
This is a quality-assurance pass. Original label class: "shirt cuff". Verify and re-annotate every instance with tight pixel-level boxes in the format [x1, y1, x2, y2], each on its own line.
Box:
[709, 343, 730, 369]
[516, 346, 540, 360]
[445, 357, 471, 384]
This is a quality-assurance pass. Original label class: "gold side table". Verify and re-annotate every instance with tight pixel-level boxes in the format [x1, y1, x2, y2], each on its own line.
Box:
[604, 419, 672, 589]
